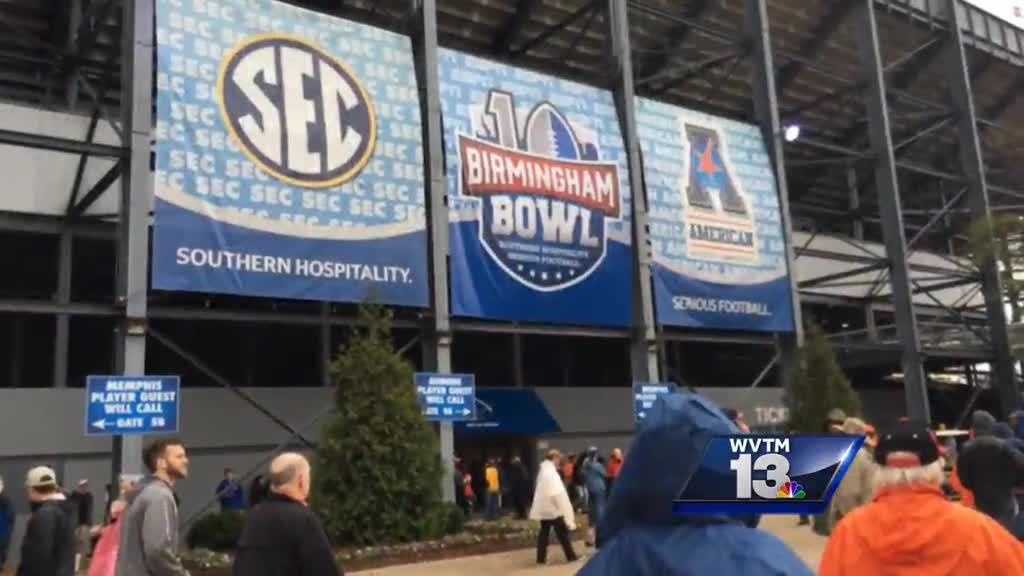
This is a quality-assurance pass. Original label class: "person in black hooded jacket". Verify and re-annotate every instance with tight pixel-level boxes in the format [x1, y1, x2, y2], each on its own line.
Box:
[18, 466, 75, 576]
[957, 413, 1024, 532]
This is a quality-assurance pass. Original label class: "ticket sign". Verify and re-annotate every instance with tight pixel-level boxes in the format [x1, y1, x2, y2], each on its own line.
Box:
[415, 373, 476, 422]
[634, 382, 677, 423]
[86, 376, 181, 436]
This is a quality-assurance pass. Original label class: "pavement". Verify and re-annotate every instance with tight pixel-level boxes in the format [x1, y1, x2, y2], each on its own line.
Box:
[352, 516, 828, 575]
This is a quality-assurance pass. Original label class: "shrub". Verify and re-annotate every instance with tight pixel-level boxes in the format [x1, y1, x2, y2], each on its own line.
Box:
[785, 322, 861, 433]
[314, 304, 445, 545]
[186, 511, 245, 551]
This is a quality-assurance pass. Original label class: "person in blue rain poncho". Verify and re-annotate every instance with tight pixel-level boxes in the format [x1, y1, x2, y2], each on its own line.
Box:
[578, 391, 813, 576]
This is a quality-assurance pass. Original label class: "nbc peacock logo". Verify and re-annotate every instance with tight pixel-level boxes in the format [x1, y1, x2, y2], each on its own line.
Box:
[776, 481, 806, 499]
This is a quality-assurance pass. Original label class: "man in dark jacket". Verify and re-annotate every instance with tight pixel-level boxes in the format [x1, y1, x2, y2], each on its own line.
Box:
[0, 475, 14, 568]
[957, 412, 1024, 532]
[506, 457, 529, 519]
[18, 466, 75, 576]
[233, 453, 342, 576]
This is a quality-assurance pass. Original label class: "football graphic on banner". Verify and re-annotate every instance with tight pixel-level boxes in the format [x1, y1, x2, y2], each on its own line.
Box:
[442, 50, 633, 327]
[457, 91, 622, 291]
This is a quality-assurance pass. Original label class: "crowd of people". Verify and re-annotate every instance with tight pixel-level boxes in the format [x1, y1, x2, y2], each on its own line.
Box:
[9, 397, 1024, 575]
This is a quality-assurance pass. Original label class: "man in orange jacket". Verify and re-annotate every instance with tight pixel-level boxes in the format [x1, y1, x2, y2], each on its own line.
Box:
[820, 420, 1024, 576]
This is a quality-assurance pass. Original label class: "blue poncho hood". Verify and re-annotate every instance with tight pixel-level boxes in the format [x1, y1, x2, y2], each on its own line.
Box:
[580, 391, 813, 576]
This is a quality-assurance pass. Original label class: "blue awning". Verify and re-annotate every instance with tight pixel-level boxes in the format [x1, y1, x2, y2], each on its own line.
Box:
[455, 388, 561, 436]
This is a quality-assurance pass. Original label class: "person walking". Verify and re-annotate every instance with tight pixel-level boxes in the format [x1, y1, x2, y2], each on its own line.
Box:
[216, 468, 246, 512]
[88, 476, 137, 576]
[605, 449, 623, 493]
[828, 418, 877, 531]
[69, 479, 95, 568]
[955, 413, 1024, 532]
[116, 438, 191, 576]
[249, 474, 269, 508]
[0, 475, 14, 569]
[530, 450, 578, 565]
[579, 393, 810, 576]
[820, 420, 1024, 575]
[17, 466, 76, 576]
[232, 453, 342, 576]
[484, 459, 501, 521]
[506, 457, 529, 520]
[580, 447, 608, 547]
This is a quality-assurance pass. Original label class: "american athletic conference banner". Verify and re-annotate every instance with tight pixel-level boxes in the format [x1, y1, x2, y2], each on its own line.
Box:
[636, 99, 794, 332]
[152, 0, 428, 306]
[440, 50, 632, 327]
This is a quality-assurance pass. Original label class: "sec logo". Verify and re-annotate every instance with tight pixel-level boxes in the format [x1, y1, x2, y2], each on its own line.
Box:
[217, 34, 376, 189]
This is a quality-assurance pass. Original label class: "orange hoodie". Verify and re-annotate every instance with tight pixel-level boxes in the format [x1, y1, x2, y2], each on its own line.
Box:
[820, 484, 1024, 576]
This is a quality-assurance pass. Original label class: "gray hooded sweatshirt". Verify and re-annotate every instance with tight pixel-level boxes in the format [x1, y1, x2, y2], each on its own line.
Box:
[116, 477, 189, 576]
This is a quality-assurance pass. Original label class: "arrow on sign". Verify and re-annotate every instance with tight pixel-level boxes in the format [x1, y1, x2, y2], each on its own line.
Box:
[462, 408, 471, 416]
[638, 412, 646, 419]
[92, 419, 107, 430]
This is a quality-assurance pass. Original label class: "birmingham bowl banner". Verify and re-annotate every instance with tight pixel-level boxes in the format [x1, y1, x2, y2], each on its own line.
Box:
[152, 0, 428, 306]
[636, 98, 794, 332]
[440, 49, 632, 326]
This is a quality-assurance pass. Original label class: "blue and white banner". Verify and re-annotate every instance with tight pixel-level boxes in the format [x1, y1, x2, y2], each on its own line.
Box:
[153, 0, 428, 306]
[636, 99, 794, 332]
[440, 50, 633, 327]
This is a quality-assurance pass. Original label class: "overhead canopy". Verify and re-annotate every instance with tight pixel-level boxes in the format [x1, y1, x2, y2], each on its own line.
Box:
[455, 388, 561, 436]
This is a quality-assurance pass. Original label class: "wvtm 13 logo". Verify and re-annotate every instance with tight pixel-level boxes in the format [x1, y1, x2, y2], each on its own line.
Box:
[673, 435, 864, 515]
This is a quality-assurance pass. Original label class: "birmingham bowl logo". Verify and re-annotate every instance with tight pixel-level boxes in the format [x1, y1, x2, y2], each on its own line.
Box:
[457, 90, 621, 291]
[682, 122, 758, 264]
[217, 34, 376, 189]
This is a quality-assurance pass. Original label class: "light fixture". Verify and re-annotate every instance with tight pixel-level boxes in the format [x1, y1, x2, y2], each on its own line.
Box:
[784, 124, 801, 142]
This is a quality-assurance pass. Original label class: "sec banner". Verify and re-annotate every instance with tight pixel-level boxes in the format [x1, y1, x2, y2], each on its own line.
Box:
[636, 99, 794, 332]
[152, 0, 428, 306]
[674, 435, 863, 515]
[441, 50, 633, 326]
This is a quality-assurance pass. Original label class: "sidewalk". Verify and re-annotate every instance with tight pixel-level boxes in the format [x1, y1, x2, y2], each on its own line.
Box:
[352, 516, 828, 575]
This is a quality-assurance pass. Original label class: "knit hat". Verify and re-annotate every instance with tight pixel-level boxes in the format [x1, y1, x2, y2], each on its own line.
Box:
[875, 421, 940, 468]
[972, 410, 996, 437]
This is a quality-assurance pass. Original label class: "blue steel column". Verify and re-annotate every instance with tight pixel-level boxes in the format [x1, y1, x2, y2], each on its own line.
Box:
[853, 0, 929, 421]
[411, 0, 456, 502]
[745, 0, 804, 392]
[114, 0, 153, 477]
[942, 0, 1016, 414]
[607, 0, 659, 383]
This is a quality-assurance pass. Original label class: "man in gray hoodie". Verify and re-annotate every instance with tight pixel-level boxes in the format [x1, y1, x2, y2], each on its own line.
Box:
[117, 438, 191, 576]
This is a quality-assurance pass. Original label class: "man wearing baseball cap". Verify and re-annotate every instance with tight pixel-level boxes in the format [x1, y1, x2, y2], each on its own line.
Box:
[17, 466, 75, 576]
[820, 421, 1024, 575]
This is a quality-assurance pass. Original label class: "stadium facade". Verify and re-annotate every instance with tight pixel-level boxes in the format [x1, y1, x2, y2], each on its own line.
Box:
[0, 0, 1022, 553]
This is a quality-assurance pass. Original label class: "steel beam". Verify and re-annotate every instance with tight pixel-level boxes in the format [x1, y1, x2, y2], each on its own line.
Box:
[113, 0, 152, 481]
[799, 262, 888, 289]
[942, 0, 1016, 416]
[410, 0, 455, 503]
[0, 128, 125, 158]
[776, 0, 857, 93]
[746, 0, 803, 396]
[636, 0, 715, 82]
[508, 0, 599, 59]
[492, 0, 539, 55]
[53, 231, 72, 388]
[71, 160, 123, 218]
[853, 0, 929, 422]
[609, 0, 659, 383]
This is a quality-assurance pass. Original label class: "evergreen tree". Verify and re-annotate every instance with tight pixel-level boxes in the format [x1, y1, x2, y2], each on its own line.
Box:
[314, 304, 445, 545]
[785, 323, 861, 433]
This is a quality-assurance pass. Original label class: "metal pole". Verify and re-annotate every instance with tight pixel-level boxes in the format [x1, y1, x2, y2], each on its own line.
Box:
[114, 0, 154, 480]
[54, 230, 72, 388]
[512, 333, 525, 388]
[853, 0, 929, 422]
[607, 0, 659, 383]
[320, 303, 331, 387]
[942, 0, 1016, 416]
[746, 0, 804, 395]
[411, 0, 455, 503]
[848, 165, 864, 240]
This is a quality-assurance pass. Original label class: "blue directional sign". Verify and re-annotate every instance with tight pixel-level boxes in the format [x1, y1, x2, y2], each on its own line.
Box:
[86, 375, 181, 436]
[634, 382, 677, 423]
[415, 373, 476, 422]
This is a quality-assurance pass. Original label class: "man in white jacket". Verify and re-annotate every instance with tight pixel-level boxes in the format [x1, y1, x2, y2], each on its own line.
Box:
[530, 450, 579, 565]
